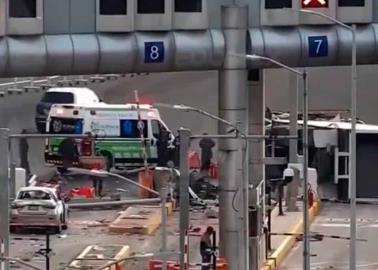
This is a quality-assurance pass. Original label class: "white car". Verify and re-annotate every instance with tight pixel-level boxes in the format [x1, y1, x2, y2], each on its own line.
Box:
[10, 187, 68, 233]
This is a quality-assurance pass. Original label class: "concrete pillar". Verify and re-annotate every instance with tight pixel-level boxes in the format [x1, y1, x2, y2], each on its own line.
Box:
[248, 69, 265, 270]
[219, 5, 248, 270]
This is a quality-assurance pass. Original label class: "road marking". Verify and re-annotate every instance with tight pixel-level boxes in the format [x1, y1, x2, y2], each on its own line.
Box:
[316, 223, 350, 227]
[316, 223, 378, 228]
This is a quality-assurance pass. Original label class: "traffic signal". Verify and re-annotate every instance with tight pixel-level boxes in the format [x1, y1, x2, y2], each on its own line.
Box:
[302, 0, 329, 8]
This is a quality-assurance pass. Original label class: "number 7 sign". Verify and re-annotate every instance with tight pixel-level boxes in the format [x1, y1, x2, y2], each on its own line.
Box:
[302, 0, 329, 8]
[308, 36, 328, 57]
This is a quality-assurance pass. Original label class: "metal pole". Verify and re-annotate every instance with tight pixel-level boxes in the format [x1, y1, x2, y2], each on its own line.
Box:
[242, 137, 249, 270]
[350, 24, 357, 270]
[160, 187, 168, 270]
[0, 129, 9, 270]
[9, 140, 16, 200]
[179, 128, 190, 270]
[302, 72, 310, 270]
[45, 233, 50, 270]
[289, 72, 299, 163]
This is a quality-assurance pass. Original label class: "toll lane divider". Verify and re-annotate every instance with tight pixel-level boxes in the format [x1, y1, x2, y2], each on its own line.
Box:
[261, 201, 321, 270]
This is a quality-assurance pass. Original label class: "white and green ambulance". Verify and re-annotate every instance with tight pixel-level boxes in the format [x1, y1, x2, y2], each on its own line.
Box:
[44, 103, 173, 169]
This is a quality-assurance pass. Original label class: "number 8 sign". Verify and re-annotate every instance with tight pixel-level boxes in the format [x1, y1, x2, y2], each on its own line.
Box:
[144, 41, 165, 63]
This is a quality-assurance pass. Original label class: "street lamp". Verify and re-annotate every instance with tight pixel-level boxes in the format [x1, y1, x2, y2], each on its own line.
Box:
[231, 53, 310, 270]
[157, 103, 241, 134]
[67, 168, 169, 270]
[298, 9, 357, 270]
[154, 102, 250, 270]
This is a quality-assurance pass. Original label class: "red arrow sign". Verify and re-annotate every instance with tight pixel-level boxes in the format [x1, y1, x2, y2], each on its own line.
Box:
[302, 0, 329, 8]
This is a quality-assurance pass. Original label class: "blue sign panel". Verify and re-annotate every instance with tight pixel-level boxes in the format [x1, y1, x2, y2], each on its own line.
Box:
[308, 36, 328, 57]
[144, 42, 165, 63]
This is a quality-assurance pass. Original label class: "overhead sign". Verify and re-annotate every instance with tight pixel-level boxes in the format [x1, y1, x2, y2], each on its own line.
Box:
[338, 0, 365, 6]
[308, 36, 328, 57]
[265, 0, 292, 9]
[144, 41, 165, 63]
[302, 0, 329, 8]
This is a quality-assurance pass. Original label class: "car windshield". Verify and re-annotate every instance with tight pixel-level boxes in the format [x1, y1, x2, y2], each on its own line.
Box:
[41, 92, 74, 103]
[18, 190, 52, 200]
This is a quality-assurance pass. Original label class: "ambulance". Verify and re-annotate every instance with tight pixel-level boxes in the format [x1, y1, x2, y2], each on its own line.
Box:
[44, 103, 174, 169]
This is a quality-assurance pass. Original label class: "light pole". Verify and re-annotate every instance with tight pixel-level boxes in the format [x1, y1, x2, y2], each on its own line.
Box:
[154, 103, 249, 270]
[232, 53, 310, 270]
[67, 168, 169, 270]
[298, 9, 357, 270]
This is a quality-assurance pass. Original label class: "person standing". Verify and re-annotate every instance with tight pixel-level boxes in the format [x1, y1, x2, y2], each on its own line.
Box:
[199, 134, 215, 171]
[200, 226, 215, 270]
[157, 129, 169, 167]
[58, 137, 79, 174]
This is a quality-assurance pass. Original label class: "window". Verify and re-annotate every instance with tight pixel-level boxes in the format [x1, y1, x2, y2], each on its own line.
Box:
[18, 190, 52, 200]
[42, 92, 74, 104]
[151, 120, 161, 139]
[120, 120, 148, 138]
[138, 0, 165, 14]
[265, 0, 292, 9]
[175, 0, 202, 12]
[338, 0, 365, 6]
[9, 0, 37, 18]
[100, 0, 127, 15]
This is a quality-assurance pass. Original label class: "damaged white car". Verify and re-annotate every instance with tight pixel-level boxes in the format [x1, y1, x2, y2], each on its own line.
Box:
[10, 187, 68, 233]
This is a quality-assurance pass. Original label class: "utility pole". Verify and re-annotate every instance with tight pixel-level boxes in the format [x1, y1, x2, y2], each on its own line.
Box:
[0, 129, 9, 270]
[179, 128, 190, 270]
[220, 5, 249, 270]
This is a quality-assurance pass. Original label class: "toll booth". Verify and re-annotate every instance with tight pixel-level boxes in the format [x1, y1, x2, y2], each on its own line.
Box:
[337, 0, 373, 23]
[96, 0, 135, 32]
[301, 121, 378, 200]
[135, 0, 173, 31]
[173, 0, 208, 30]
[7, 0, 44, 35]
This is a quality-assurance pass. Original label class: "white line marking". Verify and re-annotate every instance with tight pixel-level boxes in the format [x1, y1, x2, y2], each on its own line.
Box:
[317, 223, 350, 227]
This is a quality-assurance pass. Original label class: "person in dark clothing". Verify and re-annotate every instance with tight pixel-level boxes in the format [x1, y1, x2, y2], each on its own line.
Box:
[199, 134, 215, 171]
[58, 137, 79, 173]
[200, 226, 215, 270]
[92, 176, 103, 197]
[157, 129, 169, 167]
[19, 129, 30, 176]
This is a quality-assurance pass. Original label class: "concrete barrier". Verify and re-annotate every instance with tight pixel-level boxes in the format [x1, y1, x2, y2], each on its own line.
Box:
[261, 201, 321, 270]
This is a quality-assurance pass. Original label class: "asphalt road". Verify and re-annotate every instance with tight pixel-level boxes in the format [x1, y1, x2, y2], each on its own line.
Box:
[281, 203, 378, 270]
[9, 202, 218, 270]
